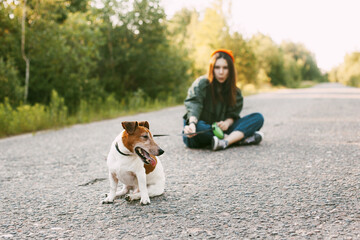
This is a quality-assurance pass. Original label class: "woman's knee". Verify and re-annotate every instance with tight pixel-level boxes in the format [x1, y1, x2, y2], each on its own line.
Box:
[252, 112, 264, 130]
[253, 112, 264, 124]
[244, 112, 264, 131]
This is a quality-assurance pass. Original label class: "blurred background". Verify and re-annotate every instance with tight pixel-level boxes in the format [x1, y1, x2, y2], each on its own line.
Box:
[1, 0, 359, 137]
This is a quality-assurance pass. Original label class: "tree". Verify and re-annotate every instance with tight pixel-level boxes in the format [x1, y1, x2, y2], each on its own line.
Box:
[3, 0, 105, 112]
[0, 57, 23, 105]
[249, 34, 285, 86]
[282, 54, 302, 87]
[166, 8, 193, 48]
[281, 41, 323, 82]
[21, 0, 30, 103]
[0, 1, 23, 105]
[332, 52, 360, 87]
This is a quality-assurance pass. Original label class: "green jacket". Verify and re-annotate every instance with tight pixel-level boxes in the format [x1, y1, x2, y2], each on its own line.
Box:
[183, 76, 243, 124]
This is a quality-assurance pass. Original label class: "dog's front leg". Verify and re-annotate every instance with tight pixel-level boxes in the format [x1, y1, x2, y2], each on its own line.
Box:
[137, 172, 150, 205]
[125, 171, 150, 205]
[102, 172, 118, 204]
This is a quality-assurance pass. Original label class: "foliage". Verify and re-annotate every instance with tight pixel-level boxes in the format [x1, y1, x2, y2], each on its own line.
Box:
[0, 90, 67, 137]
[26, 3, 104, 112]
[329, 52, 360, 87]
[249, 34, 285, 86]
[281, 41, 323, 82]
[0, 89, 177, 138]
[96, 0, 191, 102]
[0, 57, 23, 105]
[282, 54, 302, 88]
[249, 34, 324, 87]
[1, 0, 189, 113]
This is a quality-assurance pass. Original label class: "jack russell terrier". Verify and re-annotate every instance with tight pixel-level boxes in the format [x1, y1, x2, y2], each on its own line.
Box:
[102, 121, 165, 205]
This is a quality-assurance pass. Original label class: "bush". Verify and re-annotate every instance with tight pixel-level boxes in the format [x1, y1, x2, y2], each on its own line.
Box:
[349, 75, 360, 87]
[0, 98, 13, 136]
[0, 90, 68, 137]
[48, 90, 68, 126]
[0, 57, 23, 106]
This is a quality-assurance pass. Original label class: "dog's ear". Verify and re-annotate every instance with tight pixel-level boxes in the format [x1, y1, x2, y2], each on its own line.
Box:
[122, 121, 138, 134]
[138, 121, 149, 129]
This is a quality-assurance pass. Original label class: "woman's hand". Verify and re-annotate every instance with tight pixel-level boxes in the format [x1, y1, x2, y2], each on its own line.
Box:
[217, 118, 233, 131]
[184, 122, 197, 138]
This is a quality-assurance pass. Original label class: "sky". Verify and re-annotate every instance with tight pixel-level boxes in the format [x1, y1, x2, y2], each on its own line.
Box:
[160, 0, 360, 72]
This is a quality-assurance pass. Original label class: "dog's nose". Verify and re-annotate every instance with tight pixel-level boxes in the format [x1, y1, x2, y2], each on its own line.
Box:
[158, 148, 164, 156]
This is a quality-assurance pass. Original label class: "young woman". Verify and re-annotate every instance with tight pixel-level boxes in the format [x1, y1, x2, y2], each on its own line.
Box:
[183, 49, 264, 150]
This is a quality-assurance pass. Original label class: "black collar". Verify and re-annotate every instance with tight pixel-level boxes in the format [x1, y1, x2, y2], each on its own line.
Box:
[115, 142, 131, 156]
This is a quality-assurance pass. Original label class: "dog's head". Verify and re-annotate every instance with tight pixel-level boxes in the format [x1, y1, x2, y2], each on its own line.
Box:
[121, 121, 164, 166]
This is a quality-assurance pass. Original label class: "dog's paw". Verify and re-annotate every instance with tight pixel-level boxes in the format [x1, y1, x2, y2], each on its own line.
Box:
[124, 194, 133, 202]
[124, 193, 149, 205]
[140, 197, 150, 205]
[101, 196, 114, 204]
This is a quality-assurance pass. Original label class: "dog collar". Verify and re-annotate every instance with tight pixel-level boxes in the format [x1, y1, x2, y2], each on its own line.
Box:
[115, 142, 131, 156]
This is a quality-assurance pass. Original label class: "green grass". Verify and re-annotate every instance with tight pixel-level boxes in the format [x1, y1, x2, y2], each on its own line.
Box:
[296, 80, 318, 88]
[0, 90, 180, 138]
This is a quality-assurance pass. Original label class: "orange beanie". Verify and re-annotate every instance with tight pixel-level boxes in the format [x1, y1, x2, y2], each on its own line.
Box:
[210, 49, 235, 62]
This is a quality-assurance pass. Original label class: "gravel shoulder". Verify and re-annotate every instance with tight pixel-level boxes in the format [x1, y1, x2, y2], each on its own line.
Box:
[1, 83, 359, 239]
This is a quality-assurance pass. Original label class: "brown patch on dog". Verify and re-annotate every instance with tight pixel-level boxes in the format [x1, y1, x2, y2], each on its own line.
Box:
[122, 121, 138, 134]
[138, 121, 149, 129]
[121, 130, 133, 153]
[111, 172, 118, 184]
[144, 154, 157, 174]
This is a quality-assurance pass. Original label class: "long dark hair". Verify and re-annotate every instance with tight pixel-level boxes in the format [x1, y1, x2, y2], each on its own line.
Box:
[207, 52, 237, 106]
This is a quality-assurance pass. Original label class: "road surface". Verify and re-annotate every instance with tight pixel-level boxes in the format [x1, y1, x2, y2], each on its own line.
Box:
[1, 83, 359, 239]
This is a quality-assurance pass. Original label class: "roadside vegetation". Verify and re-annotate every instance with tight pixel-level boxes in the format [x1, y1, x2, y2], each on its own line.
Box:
[0, 0, 358, 138]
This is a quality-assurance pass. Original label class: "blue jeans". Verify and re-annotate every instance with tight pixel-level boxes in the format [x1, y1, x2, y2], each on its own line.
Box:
[183, 113, 264, 148]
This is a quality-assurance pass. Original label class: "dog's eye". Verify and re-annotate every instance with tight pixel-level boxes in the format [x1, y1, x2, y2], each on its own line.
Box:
[142, 135, 149, 139]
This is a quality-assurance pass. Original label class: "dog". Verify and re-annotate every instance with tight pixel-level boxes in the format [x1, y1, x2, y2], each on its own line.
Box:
[102, 121, 165, 205]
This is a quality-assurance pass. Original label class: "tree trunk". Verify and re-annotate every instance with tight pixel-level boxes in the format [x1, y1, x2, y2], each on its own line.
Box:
[21, 0, 30, 104]
[107, 25, 115, 78]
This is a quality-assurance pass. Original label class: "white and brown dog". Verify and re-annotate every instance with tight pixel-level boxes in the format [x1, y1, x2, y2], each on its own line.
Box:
[102, 121, 165, 205]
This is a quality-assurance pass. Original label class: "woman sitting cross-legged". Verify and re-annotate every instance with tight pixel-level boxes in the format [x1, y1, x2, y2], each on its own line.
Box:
[182, 49, 264, 151]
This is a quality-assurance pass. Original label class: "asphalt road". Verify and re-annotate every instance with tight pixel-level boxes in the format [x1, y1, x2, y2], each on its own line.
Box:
[1, 83, 359, 239]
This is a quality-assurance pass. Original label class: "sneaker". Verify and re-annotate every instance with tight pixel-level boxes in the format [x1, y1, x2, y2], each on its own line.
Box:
[239, 131, 264, 145]
[211, 136, 228, 151]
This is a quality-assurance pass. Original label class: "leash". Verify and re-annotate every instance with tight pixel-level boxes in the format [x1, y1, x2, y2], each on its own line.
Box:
[153, 129, 213, 137]
[153, 123, 224, 139]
